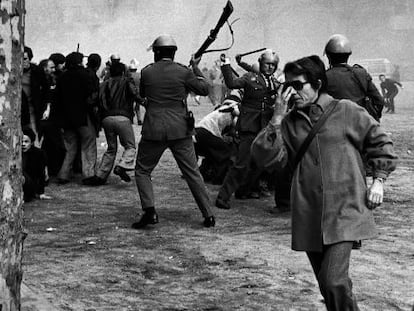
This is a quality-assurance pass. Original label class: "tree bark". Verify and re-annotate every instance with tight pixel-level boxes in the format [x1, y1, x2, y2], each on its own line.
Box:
[0, 0, 26, 310]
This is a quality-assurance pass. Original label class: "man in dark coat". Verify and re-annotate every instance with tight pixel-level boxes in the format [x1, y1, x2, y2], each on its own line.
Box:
[215, 50, 280, 210]
[132, 35, 215, 229]
[55, 52, 97, 184]
[22, 46, 50, 139]
[379, 74, 403, 113]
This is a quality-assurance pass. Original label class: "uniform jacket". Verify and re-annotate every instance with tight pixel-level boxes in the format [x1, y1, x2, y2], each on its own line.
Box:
[54, 66, 94, 129]
[139, 59, 209, 141]
[252, 93, 397, 252]
[221, 64, 277, 134]
[99, 76, 142, 121]
[326, 64, 383, 107]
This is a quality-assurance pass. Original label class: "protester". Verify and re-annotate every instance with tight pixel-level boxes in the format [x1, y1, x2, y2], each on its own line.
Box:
[132, 35, 215, 229]
[22, 127, 51, 202]
[54, 52, 97, 184]
[87, 62, 143, 185]
[251, 55, 397, 310]
[379, 74, 403, 113]
[22, 46, 49, 142]
[194, 90, 241, 185]
[127, 58, 144, 125]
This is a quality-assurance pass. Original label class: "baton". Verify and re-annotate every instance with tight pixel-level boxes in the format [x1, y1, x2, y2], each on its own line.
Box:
[239, 47, 267, 58]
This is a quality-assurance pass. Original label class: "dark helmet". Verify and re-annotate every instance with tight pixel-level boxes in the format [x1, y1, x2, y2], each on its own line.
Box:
[152, 35, 177, 51]
[324, 34, 352, 55]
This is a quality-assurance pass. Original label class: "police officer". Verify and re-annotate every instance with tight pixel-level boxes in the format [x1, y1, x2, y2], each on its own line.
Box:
[132, 35, 215, 229]
[215, 50, 280, 210]
[325, 34, 384, 121]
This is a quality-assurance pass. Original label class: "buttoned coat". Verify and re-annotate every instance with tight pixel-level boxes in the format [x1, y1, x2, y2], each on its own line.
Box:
[139, 60, 209, 141]
[221, 64, 277, 134]
[253, 93, 397, 252]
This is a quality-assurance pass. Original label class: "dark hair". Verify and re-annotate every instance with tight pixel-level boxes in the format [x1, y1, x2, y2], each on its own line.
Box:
[109, 62, 125, 77]
[326, 53, 350, 65]
[39, 59, 50, 70]
[87, 53, 102, 69]
[49, 53, 66, 65]
[284, 55, 327, 92]
[23, 126, 36, 143]
[154, 47, 176, 62]
[65, 52, 84, 69]
[379, 74, 386, 79]
[24, 46, 33, 60]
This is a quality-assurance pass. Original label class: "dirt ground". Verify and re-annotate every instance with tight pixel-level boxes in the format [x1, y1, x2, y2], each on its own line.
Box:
[22, 83, 414, 311]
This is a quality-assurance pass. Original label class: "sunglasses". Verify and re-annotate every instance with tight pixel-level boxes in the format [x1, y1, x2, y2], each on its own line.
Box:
[282, 80, 310, 92]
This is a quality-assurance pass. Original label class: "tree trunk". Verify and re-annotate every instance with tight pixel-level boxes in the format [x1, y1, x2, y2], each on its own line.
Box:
[0, 0, 26, 310]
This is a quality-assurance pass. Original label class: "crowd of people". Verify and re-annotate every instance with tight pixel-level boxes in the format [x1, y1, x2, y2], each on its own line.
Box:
[21, 33, 399, 310]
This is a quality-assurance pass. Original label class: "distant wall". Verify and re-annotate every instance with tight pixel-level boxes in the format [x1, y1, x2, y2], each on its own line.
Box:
[26, 0, 414, 79]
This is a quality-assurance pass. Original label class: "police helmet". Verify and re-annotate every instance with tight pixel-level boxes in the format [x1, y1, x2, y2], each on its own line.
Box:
[152, 35, 177, 51]
[259, 49, 279, 65]
[324, 34, 352, 55]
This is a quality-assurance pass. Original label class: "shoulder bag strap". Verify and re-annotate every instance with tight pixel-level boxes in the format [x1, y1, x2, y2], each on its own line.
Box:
[292, 100, 339, 171]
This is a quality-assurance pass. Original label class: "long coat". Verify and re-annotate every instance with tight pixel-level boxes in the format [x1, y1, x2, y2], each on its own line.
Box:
[54, 66, 94, 129]
[253, 93, 397, 252]
[139, 60, 209, 141]
[221, 64, 278, 134]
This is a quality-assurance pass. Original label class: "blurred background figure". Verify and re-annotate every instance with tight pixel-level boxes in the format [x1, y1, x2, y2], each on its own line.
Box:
[379, 74, 403, 114]
[128, 58, 144, 125]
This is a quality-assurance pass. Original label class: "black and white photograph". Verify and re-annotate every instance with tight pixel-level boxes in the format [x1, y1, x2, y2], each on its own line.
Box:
[0, 0, 413, 310]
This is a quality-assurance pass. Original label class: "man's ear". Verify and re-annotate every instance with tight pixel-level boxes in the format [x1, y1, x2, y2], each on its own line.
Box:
[317, 79, 322, 91]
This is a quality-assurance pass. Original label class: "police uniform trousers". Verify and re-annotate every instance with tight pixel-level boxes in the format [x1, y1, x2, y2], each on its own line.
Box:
[217, 132, 261, 201]
[135, 137, 213, 218]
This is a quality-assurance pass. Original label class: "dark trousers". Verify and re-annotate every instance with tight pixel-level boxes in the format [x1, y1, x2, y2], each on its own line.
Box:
[135, 137, 213, 218]
[385, 90, 398, 112]
[39, 120, 66, 176]
[273, 166, 292, 209]
[306, 242, 360, 311]
[217, 133, 260, 201]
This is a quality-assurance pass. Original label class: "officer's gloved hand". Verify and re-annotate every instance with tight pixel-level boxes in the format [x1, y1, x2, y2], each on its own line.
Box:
[235, 54, 242, 64]
[190, 54, 201, 68]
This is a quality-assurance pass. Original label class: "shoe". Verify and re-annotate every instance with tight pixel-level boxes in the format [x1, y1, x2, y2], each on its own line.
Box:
[260, 190, 272, 197]
[57, 178, 69, 185]
[83, 175, 106, 186]
[131, 210, 159, 229]
[203, 216, 216, 228]
[114, 165, 131, 182]
[234, 190, 248, 200]
[215, 197, 230, 210]
[271, 205, 290, 214]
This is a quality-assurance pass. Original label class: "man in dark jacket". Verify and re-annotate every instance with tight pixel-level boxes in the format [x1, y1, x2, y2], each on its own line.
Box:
[325, 34, 384, 122]
[379, 74, 403, 113]
[132, 35, 215, 229]
[55, 52, 97, 184]
[215, 50, 280, 210]
[88, 62, 143, 185]
[22, 46, 50, 139]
